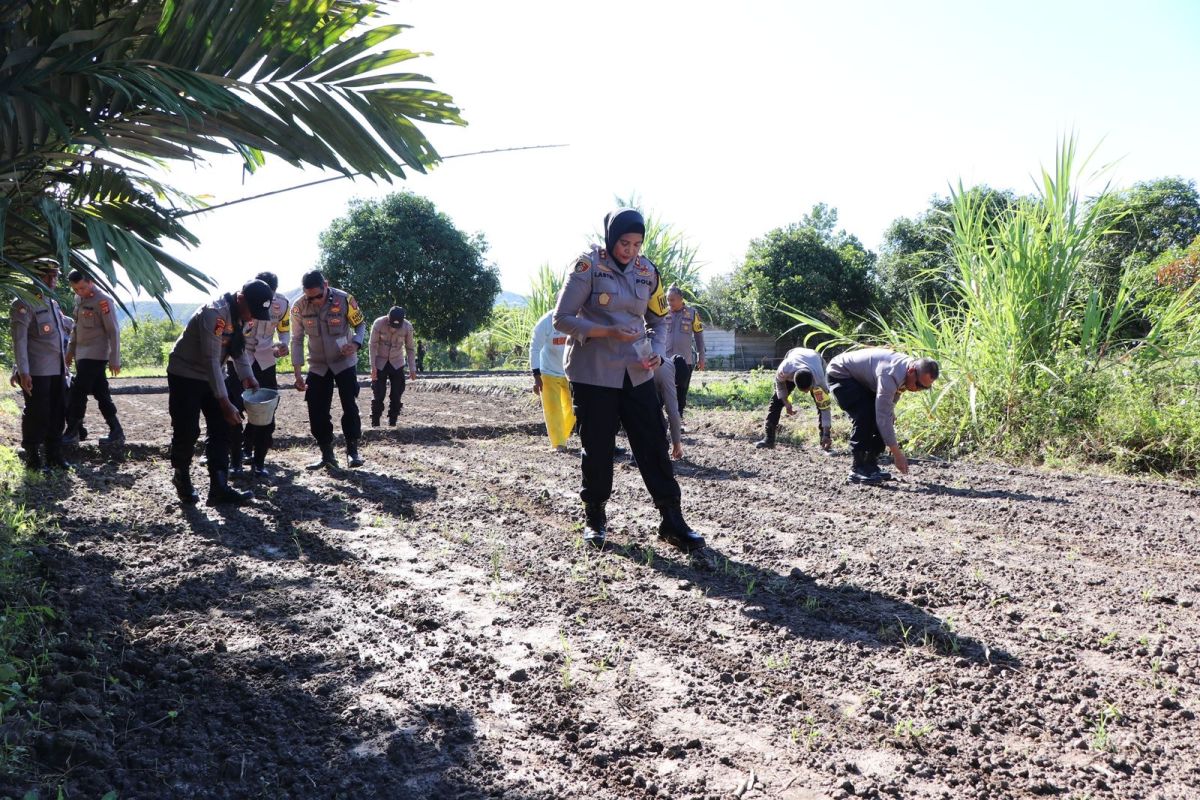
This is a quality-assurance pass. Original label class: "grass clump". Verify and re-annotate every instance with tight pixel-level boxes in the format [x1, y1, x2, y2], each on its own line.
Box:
[690, 368, 775, 411]
[0, 447, 59, 778]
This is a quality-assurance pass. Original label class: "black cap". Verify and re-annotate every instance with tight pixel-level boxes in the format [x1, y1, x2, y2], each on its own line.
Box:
[389, 306, 406, 327]
[242, 279, 273, 320]
[604, 208, 646, 256]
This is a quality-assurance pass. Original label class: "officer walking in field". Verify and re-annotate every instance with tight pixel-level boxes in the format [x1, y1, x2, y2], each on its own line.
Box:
[530, 309, 574, 450]
[235, 271, 291, 477]
[368, 306, 416, 427]
[291, 270, 367, 470]
[166, 280, 272, 505]
[10, 263, 71, 471]
[664, 286, 705, 417]
[827, 347, 939, 483]
[553, 208, 705, 552]
[62, 270, 124, 446]
[755, 346, 833, 450]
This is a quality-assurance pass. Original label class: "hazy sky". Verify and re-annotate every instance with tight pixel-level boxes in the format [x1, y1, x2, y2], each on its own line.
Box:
[157, 0, 1200, 303]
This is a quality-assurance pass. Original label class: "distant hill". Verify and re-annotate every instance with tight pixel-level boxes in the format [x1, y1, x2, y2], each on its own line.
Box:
[496, 291, 527, 307]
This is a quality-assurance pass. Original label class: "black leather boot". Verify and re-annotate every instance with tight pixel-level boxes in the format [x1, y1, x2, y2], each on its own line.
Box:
[305, 443, 338, 470]
[847, 450, 881, 483]
[346, 440, 364, 468]
[207, 470, 253, 506]
[754, 423, 777, 449]
[23, 445, 43, 472]
[45, 445, 73, 471]
[99, 412, 125, 445]
[657, 503, 706, 552]
[61, 419, 83, 445]
[583, 502, 607, 549]
[866, 450, 893, 481]
[173, 467, 199, 504]
[370, 415, 381, 427]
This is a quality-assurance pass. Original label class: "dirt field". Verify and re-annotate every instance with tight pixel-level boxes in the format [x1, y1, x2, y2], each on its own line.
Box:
[3, 375, 1198, 799]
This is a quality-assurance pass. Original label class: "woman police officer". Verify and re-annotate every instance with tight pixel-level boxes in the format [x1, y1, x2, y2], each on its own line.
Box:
[553, 208, 705, 553]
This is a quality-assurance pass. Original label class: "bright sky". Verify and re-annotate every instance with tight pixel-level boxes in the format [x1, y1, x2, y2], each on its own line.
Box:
[160, 0, 1200, 304]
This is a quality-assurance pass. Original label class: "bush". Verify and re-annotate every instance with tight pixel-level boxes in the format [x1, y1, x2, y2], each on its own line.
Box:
[121, 316, 183, 368]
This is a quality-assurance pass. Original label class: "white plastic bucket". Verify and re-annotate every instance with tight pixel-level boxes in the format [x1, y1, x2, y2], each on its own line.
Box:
[242, 388, 280, 425]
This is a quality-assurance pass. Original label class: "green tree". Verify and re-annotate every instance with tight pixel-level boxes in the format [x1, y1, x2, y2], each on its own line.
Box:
[1, 0, 463, 314]
[876, 186, 1017, 308]
[1087, 177, 1200, 296]
[317, 192, 500, 343]
[120, 316, 184, 367]
[730, 204, 877, 336]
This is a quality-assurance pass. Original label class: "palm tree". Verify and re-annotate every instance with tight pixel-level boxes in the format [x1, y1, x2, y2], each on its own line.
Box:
[0, 0, 464, 313]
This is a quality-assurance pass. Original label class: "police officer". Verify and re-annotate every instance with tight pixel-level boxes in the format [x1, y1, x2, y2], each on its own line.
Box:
[755, 346, 833, 450]
[235, 271, 291, 477]
[167, 280, 272, 505]
[291, 270, 367, 469]
[827, 347, 939, 483]
[530, 308, 573, 450]
[62, 270, 124, 445]
[664, 286, 705, 417]
[368, 306, 416, 426]
[10, 263, 71, 471]
[553, 208, 705, 552]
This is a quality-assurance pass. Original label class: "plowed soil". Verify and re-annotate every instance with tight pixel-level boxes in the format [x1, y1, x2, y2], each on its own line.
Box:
[2, 375, 1198, 800]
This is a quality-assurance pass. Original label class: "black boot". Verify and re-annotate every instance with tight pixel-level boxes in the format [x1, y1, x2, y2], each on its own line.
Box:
[99, 412, 125, 445]
[370, 415, 381, 427]
[657, 503, 706, 553]
[754, 423, 777, 449]
[207, 470, 253, 506]
[866, 451, 893, 481]
[23, 445, 43, 472]
[346, 440, 364, 468]
[388, 415, 398, 426]
[583, 502, 607, 549]
[306, 443, 338, 471]
[847, 450, 881, 484]
[45, 446, 73, 471]
[228, 448, 245, 476]
[173, 467, 199, 504]
[251, 458, 270, 479]
[61, 419, 83, 445]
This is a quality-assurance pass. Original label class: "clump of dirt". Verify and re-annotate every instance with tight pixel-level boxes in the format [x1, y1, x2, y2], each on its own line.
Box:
[2, 376, 1197, 799]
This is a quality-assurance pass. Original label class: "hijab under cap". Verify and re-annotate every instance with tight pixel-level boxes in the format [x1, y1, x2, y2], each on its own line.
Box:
[603, 208, 646, 262]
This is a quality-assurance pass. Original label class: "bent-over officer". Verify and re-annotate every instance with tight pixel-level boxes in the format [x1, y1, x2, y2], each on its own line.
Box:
[166, 280, 272, 505]
[368, 306, 416, 426]
[10, 263, 71, 471]
[291, 270, 367, 469]
[827, 347, 939, 483]
[235, 271, 290, 477]
[63, 270, 124, 446]
[755, 346, 832, 450]
[553, 207, 705, 553]
[664, 286, 705, 417]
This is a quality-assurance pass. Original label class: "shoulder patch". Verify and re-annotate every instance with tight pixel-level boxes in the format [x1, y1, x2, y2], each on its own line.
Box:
[214, 317, 227, 337]
[648, 281, 668, 317]
[99, 299, 111, 315]
[575, 258, 591, 273]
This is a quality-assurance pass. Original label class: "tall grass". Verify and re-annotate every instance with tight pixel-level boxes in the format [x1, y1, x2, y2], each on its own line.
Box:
[465, 263, 566, 369]
[784, 138, 1200, 473]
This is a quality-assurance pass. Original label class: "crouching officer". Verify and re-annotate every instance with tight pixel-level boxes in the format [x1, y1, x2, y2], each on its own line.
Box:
[166, 280, 272, 505]
[63, 270, 124, 445]
[553, 208, 705, 553]
[827, 347, 939, 482]
[10, 263, 71, 471]
[368, 306, 416, 426]
[755, 346, 832, 450]
[291, 270, 367, 469]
